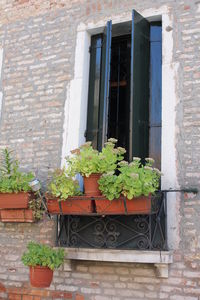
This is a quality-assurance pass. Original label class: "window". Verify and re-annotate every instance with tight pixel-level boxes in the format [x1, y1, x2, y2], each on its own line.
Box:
[57, 10, 167, 251]
[85, 10, 162, 168]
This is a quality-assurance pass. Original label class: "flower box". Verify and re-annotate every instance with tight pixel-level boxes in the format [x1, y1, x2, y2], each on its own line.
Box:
[0, 209, 34, 223]
[95, 195, 151, 215]
[46, 194, 93, 215]
[0, 192, 30, 209]
[46, 194, 152, 215]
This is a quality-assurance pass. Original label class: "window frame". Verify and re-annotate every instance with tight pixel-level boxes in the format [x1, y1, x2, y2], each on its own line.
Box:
[61, 8, 178, 251]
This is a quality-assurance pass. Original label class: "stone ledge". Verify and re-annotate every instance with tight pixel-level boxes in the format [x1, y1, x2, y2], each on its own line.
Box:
[64, 248, 173, 278]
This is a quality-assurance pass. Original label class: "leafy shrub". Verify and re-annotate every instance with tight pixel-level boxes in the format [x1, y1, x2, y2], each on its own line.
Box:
[21, 241, 65, 270]
[0, 148, 34, 193]
[98, 172, 121, 200]
[98, 157, 161, 200]
[67, 138, 126, 177]
[47, 168, 81, 200]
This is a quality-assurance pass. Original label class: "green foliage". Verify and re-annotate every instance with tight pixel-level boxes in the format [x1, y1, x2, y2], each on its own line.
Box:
[98, 172, 121, 200]
[0, 148, 34, 193]
[66, 138, 126, 177]
[47, 168, 81, 201]
[21, 241, 65, 270]
[98, 157, 161, 200]
[28, 196, 44, 220]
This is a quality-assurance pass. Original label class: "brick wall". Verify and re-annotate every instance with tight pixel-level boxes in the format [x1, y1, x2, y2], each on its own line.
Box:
[0, 0, 200, 299]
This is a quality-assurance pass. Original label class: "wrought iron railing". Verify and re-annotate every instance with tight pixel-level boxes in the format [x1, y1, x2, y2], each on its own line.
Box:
[55, 192, 166, 250]
[55, 189, 198, 250]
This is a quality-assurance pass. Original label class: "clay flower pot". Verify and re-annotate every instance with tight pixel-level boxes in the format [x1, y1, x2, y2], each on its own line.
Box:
[29, 266, 53, 288]
[83, 173, 102, 196]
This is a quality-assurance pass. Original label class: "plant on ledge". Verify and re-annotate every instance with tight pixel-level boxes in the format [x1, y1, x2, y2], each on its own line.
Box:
[0, 148, 37, 222]
[66, 138, 126, 196]
[0, 148, 34, 194]
[47, 168, 81, 201]
[46, 168, 92, 214]
[21, 241, 65, 288]
[97, 157, 161, 214]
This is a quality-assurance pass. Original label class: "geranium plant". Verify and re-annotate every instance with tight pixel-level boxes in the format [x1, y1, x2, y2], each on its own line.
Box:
[47, 168, 81, 201]
[21, 241, 65, 288]
[21, 241, 65, 270]
[98, 157, 161, 200]
[66, 138, 126, 177]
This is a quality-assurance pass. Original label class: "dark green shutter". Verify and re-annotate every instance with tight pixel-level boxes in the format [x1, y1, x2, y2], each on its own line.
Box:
[85, 36, 102, 149]
[129, 10, 150, 161]
[98, 20, 112, 150]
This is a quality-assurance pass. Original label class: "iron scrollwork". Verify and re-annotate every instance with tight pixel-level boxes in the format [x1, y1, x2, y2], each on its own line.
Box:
[56, 192, 167, 251]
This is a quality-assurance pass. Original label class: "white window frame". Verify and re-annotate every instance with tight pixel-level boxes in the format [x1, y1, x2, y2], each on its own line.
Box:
[61, 5, 179, 252]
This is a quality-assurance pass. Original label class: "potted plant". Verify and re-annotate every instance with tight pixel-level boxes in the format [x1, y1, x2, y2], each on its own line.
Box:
[0, 148, 34, 209]
[0, 148, 36, 222]
[21, 241, 64, 288]
[46, 168, 93, 214]
[97, 157, 161, 214]
[67, 138, 126, 196]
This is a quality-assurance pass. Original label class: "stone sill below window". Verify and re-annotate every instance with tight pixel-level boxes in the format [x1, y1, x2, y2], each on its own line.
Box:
[62, 248, 173, 278]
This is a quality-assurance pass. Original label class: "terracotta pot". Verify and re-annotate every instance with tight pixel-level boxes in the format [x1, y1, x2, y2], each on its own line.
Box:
[95, 196, 125, 214]
[0, 209, 34, 223]
[83, 173, 102, 196]
[95, 195, 151, 215]
[46, 195, 93, 215]
[0, 192, 30, 209]
[126, 195, 151, 214]
[29, 266, 53, 288]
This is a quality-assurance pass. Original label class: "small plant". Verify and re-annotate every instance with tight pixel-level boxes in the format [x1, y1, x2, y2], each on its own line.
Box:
[47, 168, 81, 201]
[0, 148, 34, 193]
[21, 241, 65, 270]
[98, 157, 161, 200]
[98, 172, 121, 200]
[28, 197, 44, 220]
[67, 138, 126, 177]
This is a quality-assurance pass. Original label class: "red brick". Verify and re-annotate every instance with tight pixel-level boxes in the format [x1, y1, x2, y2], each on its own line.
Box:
[33, 297, 41, 300]
[51, 291, 72, 299]
[75, 294, 84, 300]
[9, 294, 22, 300]
[15, 0, 30, 4]
[0, 283, 6, 292]
[22, 296, 34, 300]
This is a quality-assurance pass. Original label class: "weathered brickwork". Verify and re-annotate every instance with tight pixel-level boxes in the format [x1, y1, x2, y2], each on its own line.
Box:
[0, 0, 200, 299]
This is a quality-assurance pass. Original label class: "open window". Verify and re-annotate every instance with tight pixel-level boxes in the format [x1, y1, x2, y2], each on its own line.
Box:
[85, 10, 162, 168]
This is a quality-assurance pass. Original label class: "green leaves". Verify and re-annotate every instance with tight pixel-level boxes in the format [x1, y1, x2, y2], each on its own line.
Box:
[0, 148, 34, 193]
[47, 168, 81, 200]
[21, 241, 65, 270]
[98, 172, 121, 200]
[66, 138, 126, 177]
[98, 157, 161, 200]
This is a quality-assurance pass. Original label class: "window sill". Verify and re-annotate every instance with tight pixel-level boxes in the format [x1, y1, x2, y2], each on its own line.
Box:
[63, 248, 173, 278]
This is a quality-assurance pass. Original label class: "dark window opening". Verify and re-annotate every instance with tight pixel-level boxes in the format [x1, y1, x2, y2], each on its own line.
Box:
[108, 35, 131, 160]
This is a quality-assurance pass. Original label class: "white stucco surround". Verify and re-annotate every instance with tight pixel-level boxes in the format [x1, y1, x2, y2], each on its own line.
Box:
[0, 48, 3, 121]
[61, 5, 179, 250]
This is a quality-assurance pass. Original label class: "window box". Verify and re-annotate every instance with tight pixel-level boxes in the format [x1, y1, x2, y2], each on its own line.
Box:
[46, 194, 94, 215]
[0, 208, 34, 223]
[95, 195, 151, 215]
[46, 194, 153, 215]
[0, 192, 30, 209]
